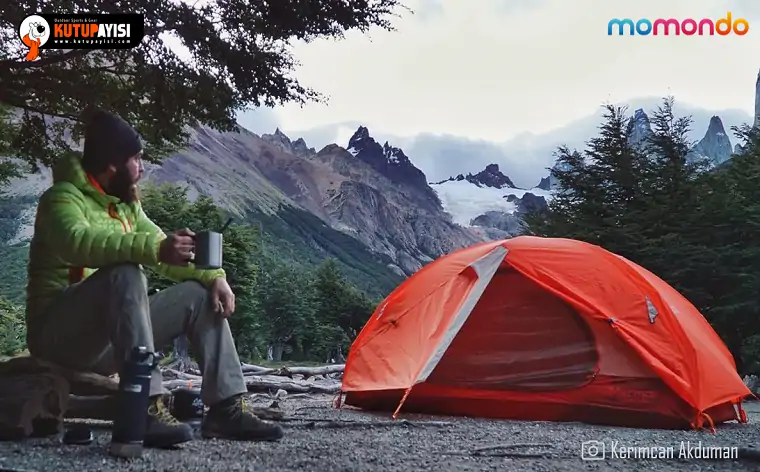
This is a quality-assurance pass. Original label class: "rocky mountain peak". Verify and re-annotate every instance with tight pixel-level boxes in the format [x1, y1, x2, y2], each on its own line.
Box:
[504, 192, 549, 214]
[380, 141, 407, 165]
[627, 108, 653, 147]
[535, 159, 572, 192]
[346, 126, 434, 198]
[689, 115, 733, 167]
[431, 163, 516, 189]
[706, 115, 727, 136]
[261, 128, 316, 158]
[474, 164, 516, 189]
[536, 176, 551, 191]
[349, 126, 371, 147]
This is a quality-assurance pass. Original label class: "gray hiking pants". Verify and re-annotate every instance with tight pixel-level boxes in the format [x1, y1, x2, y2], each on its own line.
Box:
[26, 263, 247, 405]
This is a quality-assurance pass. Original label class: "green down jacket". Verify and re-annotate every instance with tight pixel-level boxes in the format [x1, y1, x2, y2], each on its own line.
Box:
[25, 155, 225, 330]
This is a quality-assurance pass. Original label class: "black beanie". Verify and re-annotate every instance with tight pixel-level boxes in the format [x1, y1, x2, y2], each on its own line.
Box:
[81, 110, 143, 173]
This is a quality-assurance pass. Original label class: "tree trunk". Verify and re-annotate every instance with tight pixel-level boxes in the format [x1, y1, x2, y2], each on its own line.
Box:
[172, 335, 195, 373]
[267, 343, 284, 362]
[326, 345, 346, 364]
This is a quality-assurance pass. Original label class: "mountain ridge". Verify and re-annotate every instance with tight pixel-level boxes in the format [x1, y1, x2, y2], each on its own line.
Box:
[255, 98, 752, 189]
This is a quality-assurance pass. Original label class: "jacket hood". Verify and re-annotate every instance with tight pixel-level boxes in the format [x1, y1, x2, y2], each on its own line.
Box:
[52, 154, 89, 187]
[51, 154, 124, 206]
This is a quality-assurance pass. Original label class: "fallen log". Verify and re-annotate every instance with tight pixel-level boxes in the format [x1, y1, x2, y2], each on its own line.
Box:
[245, 375, 341, 394]
[240, 363, 272, 374]
[0, 355, 118, 396]
[163, 379, 200, 391]
[163, 375, 341, 395]
[239, 363, 345, 379]
[162, 367, 341, 395]
[273, 364, 345, 380]
[162, 368, 200, 381]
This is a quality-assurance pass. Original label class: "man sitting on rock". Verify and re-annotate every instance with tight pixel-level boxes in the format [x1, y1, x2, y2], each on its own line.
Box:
[24, 109, 284, 448]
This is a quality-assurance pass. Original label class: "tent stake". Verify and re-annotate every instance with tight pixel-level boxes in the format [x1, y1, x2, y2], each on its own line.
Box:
[392, 387, 412, 419]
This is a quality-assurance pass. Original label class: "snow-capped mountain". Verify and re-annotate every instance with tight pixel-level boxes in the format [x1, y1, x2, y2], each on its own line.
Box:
[433, 163, 516, 190]
[430, 163, 551, 237]
[452, 76, 758, 236]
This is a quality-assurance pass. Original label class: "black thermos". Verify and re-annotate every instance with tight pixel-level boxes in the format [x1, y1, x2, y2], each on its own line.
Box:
[109, 346, 156, 458]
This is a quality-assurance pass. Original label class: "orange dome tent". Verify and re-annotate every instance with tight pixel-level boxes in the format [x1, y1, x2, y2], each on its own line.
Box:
[340, 236, 752, 430]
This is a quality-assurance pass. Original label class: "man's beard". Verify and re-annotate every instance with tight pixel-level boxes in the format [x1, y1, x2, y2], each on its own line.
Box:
[105, 166, 139, 204]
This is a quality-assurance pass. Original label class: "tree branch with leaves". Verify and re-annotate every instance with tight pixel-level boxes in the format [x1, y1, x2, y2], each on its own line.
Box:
[0, 0, 408, 173]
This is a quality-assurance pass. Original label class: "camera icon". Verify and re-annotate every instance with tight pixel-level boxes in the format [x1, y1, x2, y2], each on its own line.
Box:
[581, 440, 606, 460]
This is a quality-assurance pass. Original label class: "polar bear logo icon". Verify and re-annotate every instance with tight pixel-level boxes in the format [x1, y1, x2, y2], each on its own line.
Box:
[18, 15, 51, 61]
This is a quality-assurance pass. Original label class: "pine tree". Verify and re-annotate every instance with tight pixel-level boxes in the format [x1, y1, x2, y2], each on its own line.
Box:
[310, 259, 353, 359]
[0, 296, 25, 356]
[254, 256, 318, 361]
[525, 103, 651, 257]
[690, 124, 760, 373]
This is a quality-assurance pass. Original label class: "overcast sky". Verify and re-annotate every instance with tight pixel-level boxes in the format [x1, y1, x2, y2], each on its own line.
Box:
[235, 0, 760, 186]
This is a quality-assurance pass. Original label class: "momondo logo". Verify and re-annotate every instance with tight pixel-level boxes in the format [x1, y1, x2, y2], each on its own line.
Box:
[18, 14, 51, 61]
[608, 12, 749, 36]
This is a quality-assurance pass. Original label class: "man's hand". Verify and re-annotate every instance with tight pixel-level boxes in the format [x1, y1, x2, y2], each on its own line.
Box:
[158, 228, 195, 266]
[210, 277, 235, 317]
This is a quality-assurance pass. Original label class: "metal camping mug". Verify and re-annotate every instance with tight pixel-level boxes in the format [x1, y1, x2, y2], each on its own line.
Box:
[191, 231, 223, 269]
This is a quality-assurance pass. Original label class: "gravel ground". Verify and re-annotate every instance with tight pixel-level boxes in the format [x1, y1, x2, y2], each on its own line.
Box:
[1, 396, 759, 472]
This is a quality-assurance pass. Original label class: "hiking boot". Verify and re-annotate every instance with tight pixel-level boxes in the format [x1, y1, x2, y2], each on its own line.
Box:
[143, 396, 195, 448]
[201, 394, 284, 441]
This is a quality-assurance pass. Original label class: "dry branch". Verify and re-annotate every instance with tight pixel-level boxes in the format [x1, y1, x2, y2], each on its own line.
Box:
[443, 442, 555, 458]
[239, 363, 345, 380]
[163, 368, 200, 381]
[274, 364, 345, 380]
[162, 370, 341, 395]
[470, 452, 549, 458]
[240, 363, 272, 374]
[472, 443, 554, 453]
[245, 375, 341, 394]
[282, 418, 453, 429]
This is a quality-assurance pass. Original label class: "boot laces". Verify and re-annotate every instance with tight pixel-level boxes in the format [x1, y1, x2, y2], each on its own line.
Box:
[230, 395, 261, 420]
[148, 397, 181, 426]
